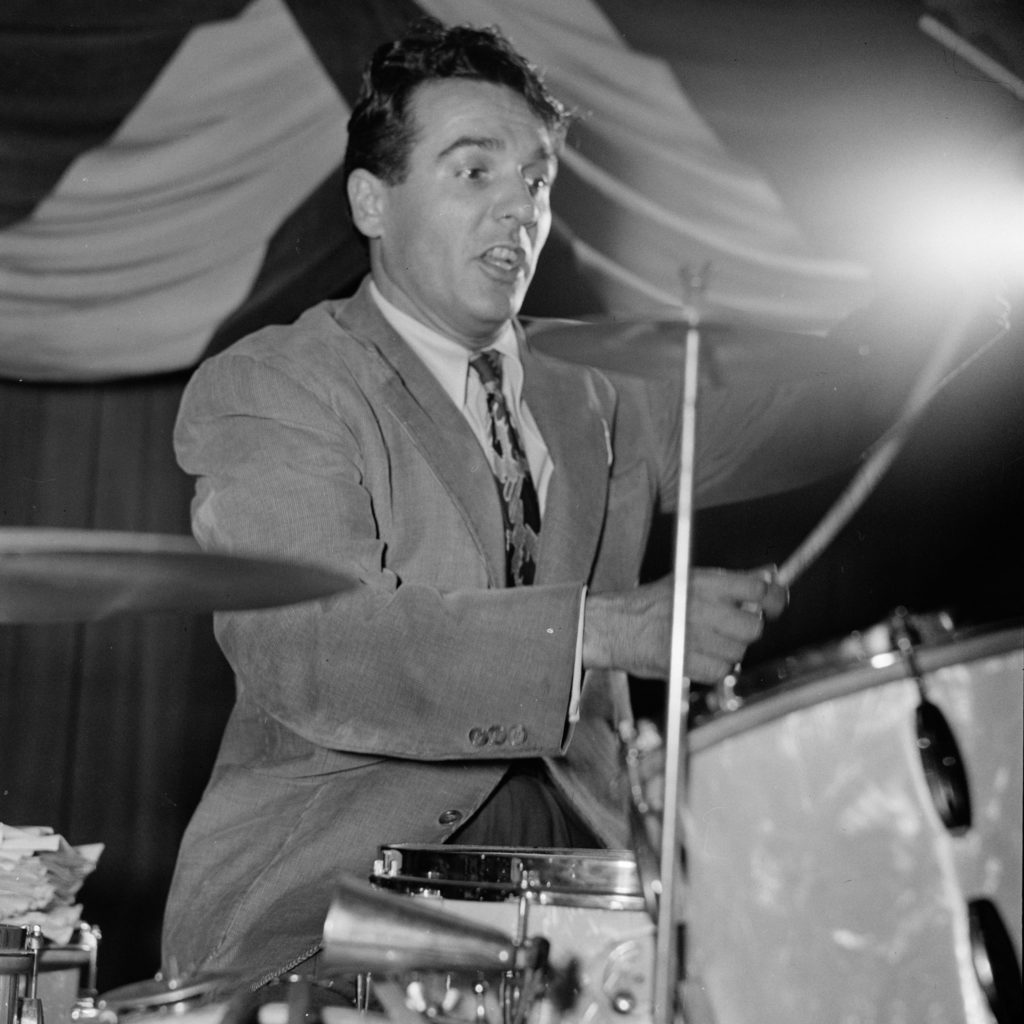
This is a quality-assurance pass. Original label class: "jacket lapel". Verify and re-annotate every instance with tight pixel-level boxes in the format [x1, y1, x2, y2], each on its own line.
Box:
[521, 337, 612, 586]
[335, 283, 508, 586]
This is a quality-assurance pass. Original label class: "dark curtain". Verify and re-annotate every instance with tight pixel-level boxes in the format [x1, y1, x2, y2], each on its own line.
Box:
[0, 375, 235, 990]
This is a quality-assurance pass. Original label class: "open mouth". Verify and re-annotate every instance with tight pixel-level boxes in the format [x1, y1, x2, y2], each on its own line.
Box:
[481, 244, 525, 274]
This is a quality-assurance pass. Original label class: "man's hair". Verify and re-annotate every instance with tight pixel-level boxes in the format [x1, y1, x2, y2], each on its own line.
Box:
[343, 18, 572, 187]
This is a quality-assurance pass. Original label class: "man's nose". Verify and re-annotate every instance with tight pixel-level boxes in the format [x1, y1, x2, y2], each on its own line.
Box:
[495, 177, 538, 226]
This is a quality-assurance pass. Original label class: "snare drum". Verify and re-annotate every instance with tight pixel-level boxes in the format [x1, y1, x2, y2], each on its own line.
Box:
[685, 616, 1022, 1024]
[371, 846, 654, 1023]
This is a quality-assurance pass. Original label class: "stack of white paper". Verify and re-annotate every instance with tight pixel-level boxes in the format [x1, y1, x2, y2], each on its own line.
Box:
[0, 824, 103, 945]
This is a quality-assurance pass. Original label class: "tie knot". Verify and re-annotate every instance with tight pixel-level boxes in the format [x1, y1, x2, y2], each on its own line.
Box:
[470, 350, 503, 388]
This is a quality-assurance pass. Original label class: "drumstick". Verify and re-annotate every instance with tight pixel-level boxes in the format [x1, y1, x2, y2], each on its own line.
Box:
[778, 295, 1010, 589]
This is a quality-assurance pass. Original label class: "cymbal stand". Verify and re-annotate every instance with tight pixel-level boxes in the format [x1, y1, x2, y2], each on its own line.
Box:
[652, 270, 706, 1024]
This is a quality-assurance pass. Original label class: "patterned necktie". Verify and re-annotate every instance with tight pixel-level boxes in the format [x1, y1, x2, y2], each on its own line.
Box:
[470, 350, 540, 586]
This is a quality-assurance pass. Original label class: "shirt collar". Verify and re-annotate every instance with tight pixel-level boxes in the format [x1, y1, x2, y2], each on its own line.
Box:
[369, 280, 523, 409]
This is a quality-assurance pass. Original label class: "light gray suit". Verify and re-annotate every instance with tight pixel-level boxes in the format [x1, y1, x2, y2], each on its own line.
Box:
[162, 278, 678, 985]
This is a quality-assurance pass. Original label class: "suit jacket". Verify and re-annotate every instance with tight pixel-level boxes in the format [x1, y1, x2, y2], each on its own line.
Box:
[162, 278, 678, 986]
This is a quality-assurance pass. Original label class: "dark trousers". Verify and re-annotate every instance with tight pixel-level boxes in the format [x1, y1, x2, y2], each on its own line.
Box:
[449, 760, 601, 848]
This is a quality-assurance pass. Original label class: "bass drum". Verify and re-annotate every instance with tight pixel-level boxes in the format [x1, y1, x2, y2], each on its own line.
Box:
[685, 615, 1022, 1024]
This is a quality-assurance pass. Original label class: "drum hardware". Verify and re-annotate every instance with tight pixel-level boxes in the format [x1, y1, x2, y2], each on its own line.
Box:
[323, 872, 561, 1024]
[354, 975, 372, 1015]
[37, 923, 103, 1023]
[322, 874, 517, 975]
[372, 848, 647, 911]
[0, 958, 35, 1024]
[507, 945, 549, 1024]
[214, 974, 379, 1024]
[371, 846, 655, 1024]
[498, 878, 556, 1024]
[2, 925, 32, 1024]
[967, 898, 1023, 1024]
[617, 720, 663, 922]
[647, 268, 709, 1024]
[712, 673, 742, 715]
[18, 926, 45, 1024]
[372, 977, 460, 1024]
[500, 879, 531, 1024]
[889, 607, 973, 834]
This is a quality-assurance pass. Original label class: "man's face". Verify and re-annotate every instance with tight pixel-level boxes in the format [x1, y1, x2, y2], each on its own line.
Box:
[351, 79, 558, 350]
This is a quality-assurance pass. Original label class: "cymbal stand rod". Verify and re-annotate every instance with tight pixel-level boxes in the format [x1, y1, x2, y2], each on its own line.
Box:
[653, 320, 701, 1024]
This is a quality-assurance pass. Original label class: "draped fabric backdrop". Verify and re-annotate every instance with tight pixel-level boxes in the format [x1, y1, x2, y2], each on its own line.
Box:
[1, 0, 1022, 990]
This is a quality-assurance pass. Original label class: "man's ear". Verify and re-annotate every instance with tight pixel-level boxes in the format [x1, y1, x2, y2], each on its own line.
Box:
[347, 169, 386, 238]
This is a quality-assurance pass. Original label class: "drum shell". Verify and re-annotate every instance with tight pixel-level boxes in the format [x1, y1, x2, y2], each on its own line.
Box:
[686, 621, 1022, 1024]
[36, 946, 90, 1024]
[372, 847, 654, 1023]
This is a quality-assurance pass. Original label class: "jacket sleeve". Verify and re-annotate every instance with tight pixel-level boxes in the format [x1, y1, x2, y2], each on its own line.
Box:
[174, 346, 585, 761]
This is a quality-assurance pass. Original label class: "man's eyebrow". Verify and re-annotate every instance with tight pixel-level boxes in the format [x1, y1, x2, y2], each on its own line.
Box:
[436, 135, 556, 164]
[436, 135, 502, 161]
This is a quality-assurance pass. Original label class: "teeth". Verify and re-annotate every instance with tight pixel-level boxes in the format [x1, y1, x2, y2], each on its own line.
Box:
[485, 246, 519, 268]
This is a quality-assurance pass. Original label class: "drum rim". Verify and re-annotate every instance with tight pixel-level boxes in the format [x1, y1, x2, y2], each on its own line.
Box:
[374, 845, 643, 901]
[692, 620, 1022, 753]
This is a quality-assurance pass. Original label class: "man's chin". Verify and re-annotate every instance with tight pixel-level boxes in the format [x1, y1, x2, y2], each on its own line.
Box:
[466, 293, 526, 332]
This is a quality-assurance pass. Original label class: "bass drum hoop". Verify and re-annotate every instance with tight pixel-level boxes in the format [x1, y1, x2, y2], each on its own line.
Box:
[692, 618, 1022, 754]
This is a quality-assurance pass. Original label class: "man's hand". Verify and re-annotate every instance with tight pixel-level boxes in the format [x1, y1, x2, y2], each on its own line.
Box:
[583, 567, 787, 683]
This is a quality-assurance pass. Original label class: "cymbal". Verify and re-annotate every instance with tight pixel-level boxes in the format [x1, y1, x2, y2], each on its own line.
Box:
[0, 528, 357, 624]
[99, 972, 237, 1010]
[527, 316, 862, 383]
[525, 310, 981, 507]
[527, 316, 878, 506]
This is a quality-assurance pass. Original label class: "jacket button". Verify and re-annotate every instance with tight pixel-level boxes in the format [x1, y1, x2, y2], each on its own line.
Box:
[468, 727, 488, 747]
[508, 725, 527, 746]
[438, 809, 463, 826]
[487, 725, 507, 745]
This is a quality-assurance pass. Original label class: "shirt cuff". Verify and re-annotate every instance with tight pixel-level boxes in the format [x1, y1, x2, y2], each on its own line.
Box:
[567, 584, 587, 724]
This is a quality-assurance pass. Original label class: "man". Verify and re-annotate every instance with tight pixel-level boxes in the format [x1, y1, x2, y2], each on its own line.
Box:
[162, 18, 785, 988]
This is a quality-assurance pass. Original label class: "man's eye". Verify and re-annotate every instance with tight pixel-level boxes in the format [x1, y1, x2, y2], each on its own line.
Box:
[527, 176, 550, 196]
[459, 166, 487, 181]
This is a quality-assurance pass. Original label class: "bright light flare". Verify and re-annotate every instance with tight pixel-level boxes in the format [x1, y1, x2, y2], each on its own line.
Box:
[884, 147, 1024, 289]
